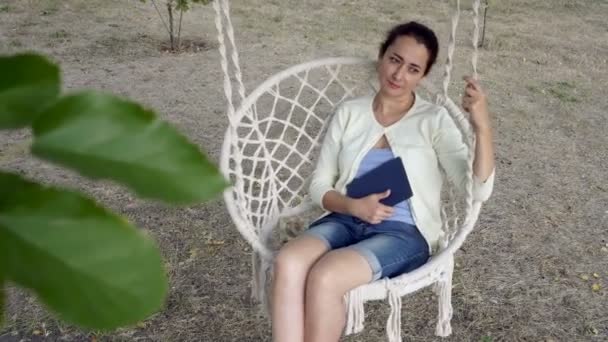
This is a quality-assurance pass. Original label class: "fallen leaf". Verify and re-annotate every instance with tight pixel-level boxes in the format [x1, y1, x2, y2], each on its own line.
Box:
[591, 283, 601, 292]
[601, 247, 608, 253]
[206, 239, 225, 246]
[593, 273, 600, 278]
[33, 330, 42, 336]
[137, 322, 146, 329]
[189, 248, 199, 258]
[580, 274, 589, 281]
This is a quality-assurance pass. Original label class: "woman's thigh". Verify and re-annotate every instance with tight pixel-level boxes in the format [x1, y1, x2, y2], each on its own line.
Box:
[274, 215, 357, 275]
[348, 222, 430, 282]
[273, 234, 330, 283]
[300, 217, 358, 250]
[306, 248, 374, 295]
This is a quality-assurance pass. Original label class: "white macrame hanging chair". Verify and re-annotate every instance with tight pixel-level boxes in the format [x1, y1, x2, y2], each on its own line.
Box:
[214, 0, 486, 340]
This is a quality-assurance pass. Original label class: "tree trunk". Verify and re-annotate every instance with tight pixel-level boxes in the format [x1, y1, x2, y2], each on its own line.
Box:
[167, 2, 175, 51]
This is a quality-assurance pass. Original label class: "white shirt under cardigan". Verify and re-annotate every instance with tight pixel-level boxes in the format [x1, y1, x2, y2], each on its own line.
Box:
[309, 93, 495, 253]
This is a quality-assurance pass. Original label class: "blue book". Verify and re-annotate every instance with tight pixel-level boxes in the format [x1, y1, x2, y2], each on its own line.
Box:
[346, 157, 413, 206]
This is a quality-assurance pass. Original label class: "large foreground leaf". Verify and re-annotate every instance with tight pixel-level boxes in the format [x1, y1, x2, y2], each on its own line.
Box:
[0, 54, 60, 129]
[31, 91, 228, 204]
[0, 172, 168, 330]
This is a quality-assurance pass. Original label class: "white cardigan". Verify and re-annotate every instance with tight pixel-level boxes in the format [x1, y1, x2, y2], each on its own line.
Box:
[309, 94, 495, 252]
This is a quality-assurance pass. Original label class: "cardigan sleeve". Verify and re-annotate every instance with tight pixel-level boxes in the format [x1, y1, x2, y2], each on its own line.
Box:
[432, 107, 495, 202]
[309, 104, 347, 209]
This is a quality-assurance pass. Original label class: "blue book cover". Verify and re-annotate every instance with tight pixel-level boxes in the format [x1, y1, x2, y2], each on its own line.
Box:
[346, 157, 413, 206]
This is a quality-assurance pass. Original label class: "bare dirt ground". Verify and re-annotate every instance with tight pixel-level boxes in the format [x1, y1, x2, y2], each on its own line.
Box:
[1, 0, 607, 341]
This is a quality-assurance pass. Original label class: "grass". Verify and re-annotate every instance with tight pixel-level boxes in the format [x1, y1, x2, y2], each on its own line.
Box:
[0, 139, 31, 165]
[0, 5, 10, 13]
[41, 0, 61, 16]
[2, 0, 608, 341]
[50, 29, 70, 39]
[9, 40, 23, 48]
[527, 81, 581, 103]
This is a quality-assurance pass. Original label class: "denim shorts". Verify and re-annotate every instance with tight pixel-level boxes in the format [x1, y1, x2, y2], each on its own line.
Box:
[302, 212, 430, 282]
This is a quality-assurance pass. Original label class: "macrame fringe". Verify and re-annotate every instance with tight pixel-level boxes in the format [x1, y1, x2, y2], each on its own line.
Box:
[344, 287, 366, 335]
[435, 259, 454, 337]
[251, 251, 273, 318]
[386, 284, 403, 342]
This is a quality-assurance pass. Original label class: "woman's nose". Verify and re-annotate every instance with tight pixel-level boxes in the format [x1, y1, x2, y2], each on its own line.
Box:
[392, 69, 404, 81]
[392, 65, 405, 81]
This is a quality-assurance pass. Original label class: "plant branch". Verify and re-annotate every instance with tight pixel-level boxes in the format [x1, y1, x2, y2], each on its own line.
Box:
[480, 0, 489, 47]
[177, 7, 184, 50]
[150, 0, 171, 37]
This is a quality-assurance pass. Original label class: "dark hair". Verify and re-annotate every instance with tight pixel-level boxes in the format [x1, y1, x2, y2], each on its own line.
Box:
[379, 21, 439, 76]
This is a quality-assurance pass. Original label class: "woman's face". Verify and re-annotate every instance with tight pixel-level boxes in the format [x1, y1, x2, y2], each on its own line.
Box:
[377, 35, 430, 99]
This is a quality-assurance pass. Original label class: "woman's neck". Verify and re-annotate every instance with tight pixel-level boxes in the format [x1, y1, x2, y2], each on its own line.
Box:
[373, 91, 415, 118]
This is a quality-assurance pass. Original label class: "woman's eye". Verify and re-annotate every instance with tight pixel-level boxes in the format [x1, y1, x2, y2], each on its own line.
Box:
[390, 57, 399, 63]
[409, 68, 420, 74]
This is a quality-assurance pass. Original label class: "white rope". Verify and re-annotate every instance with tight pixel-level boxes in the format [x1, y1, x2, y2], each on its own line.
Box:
[471, 0, 481, 79]
[461, 0, 482, 253]
[218, 0, 246, 102]
[213, 0, 246, 114]
[213, 0, 235, 119]
[214, 0, 271, 260]
[439, 0, 483, 251]
[344, 287, 365, 335]
[435, 258, 454, 337]
[441, 0, 461, 102]
[386, 283, 403, 342]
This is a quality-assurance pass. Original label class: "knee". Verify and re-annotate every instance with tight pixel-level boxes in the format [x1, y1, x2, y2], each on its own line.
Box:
[306, 262, 337, 295]
[273, 247, 308, 280]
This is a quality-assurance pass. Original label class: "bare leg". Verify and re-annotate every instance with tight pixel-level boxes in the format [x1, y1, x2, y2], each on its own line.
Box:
[271, 235, 329, 342]
[304, 249, 373, 342]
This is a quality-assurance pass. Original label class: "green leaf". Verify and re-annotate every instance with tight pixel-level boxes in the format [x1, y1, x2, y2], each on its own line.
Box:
[175, 0, 190, 11]
[175, 0, 212, 11]
[0, 53, 61, 129]
[31, 91, 228, 205]
[176, 0, 212, 11]
[0, 172, 168, 330]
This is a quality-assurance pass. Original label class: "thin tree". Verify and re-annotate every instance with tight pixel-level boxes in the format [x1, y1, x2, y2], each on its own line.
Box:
[145, 0, 212, 52]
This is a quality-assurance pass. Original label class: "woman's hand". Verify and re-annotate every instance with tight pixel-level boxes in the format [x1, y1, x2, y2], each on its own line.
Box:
[462, 76, 491, 132]
[347, 190, 394, 224]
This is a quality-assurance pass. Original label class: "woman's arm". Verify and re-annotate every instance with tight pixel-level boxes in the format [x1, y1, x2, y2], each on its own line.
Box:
[433, 77, 495, 202]
[462, 76, 495, 182]
[473, 127, 494, 182]
[309, 106, 345, 209]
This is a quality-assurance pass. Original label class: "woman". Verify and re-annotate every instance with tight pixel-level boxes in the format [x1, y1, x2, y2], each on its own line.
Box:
[271, 21, 495, 342]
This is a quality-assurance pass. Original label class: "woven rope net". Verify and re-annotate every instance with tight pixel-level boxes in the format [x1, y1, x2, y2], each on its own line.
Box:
[214, 0, 487, 340]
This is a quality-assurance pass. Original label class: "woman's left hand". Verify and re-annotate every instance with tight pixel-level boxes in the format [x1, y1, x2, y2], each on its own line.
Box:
[462, 76, 491, 132]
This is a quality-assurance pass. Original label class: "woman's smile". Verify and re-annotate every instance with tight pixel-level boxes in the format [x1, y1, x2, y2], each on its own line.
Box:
[388, 80, 401, 89]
